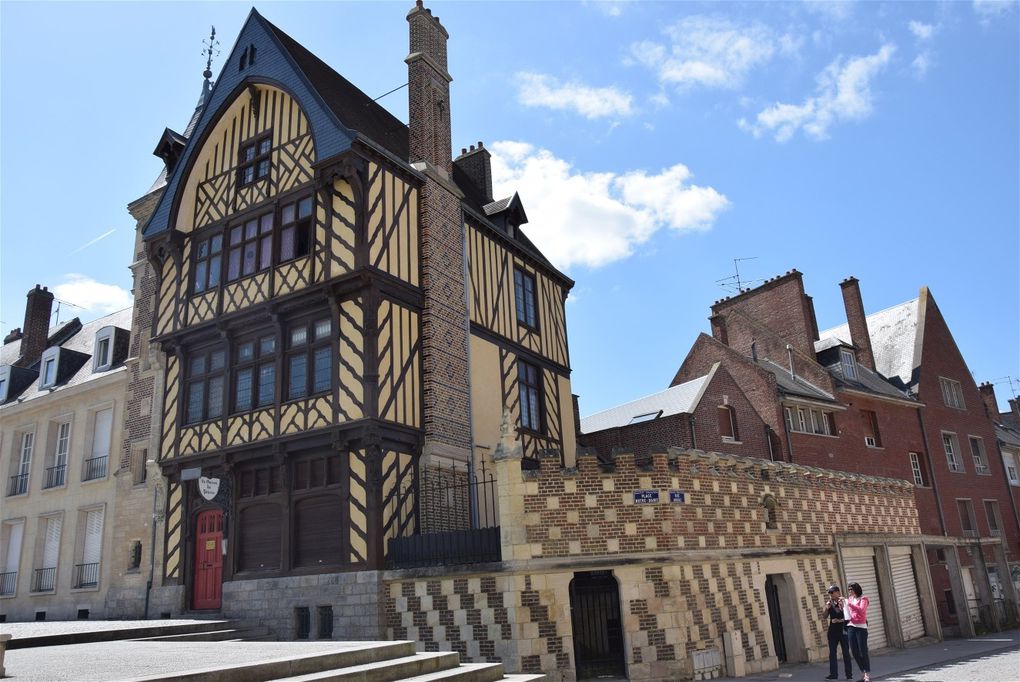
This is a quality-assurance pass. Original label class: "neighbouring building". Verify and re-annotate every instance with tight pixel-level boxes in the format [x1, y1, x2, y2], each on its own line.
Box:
[123, 2, 576, 638]
[0, 286, 130, 621]
[978, 384, 1020, 596]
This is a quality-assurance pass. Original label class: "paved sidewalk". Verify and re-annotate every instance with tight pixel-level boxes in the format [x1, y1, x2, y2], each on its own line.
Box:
[719, 629, 1020, 681]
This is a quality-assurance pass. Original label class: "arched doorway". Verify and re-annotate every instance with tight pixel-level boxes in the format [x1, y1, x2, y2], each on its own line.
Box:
[570, 570, 626, 679]
[192, 509, 224, 610]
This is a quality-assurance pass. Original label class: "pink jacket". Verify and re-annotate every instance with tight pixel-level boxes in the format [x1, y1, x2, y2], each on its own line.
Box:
[845, 596, 870, 627]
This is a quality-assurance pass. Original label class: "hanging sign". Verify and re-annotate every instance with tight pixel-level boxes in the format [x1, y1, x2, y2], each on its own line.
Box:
[198, 476, 220, 501]
[633, 490, 660, 504]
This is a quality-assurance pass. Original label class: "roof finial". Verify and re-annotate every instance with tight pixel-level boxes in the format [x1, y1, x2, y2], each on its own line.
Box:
[201, 25, 219, 83]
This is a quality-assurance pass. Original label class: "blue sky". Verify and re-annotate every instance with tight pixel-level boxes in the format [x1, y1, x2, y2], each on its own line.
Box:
[1, 1, 1018, 413]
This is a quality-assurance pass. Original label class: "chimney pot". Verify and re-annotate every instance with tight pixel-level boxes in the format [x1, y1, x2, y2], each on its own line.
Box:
[477, 140, 483, 148]
[469, 144, 475, 151]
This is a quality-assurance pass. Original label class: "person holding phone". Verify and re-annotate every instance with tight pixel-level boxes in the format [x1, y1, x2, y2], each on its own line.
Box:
[822, 584, 852, 680]
[845, 582, 871, 682]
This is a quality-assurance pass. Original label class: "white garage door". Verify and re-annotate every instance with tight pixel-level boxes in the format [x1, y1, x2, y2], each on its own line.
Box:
[890, 546, 924, 641]
[842, 548, 888, 650]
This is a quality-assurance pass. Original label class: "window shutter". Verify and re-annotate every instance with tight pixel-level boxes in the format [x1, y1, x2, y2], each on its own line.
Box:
[5, 523, 24, 573]
[238, 503, 281, 571]
[294, 495, 343, 568]
[43, 517, 62, 568]
[92, 409, 113, 458]
[83, 510, 103, 565]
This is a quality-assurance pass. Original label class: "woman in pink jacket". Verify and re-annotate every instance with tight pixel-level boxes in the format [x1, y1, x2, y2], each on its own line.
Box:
[844, 582, 871, 682]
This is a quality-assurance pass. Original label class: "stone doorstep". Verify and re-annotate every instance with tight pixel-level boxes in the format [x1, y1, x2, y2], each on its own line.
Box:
[131, 641, 416, 682]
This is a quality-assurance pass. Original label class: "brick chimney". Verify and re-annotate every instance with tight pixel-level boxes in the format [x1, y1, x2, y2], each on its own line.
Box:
[406, 0, 453, 174]
[453, 142, 493, 203]
[978, 382, 999, 419]
[709, 313, 728, 345]
[839, 277, 875, 371]
[15, 285, 54, 368]
[1010, 398, 1020, 417]
[3, 327, 23, 345]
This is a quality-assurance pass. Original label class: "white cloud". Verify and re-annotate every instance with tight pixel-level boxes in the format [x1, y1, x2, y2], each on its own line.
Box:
[489, 141, 729, 270]
[740, 44, 896, 142]
[908, 20, 935, 40]
[631, 16, 797, 90]
[911, 53, 931, 78]
[53, 274, 132, 316]
[516, 72, 634, 119]
[802, 0, 855, 22]
[973, 0, 1017, 20]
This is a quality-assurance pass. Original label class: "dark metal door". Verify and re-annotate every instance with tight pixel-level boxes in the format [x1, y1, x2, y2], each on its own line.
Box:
[570, 570, 626, 679]
[765, 575, 787, 663]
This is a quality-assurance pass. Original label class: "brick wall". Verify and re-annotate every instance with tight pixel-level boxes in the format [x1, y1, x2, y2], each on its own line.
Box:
[710, 271, 818, 358]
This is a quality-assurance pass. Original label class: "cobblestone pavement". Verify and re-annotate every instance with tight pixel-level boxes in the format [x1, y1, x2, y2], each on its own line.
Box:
[884, 648, 1020, 681]
[0, 618, 223, 639]
[3, 640, 377, 681]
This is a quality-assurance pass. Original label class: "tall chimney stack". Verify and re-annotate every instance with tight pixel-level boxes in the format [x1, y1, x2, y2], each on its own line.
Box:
[406, 0, 453, 174]
[839, 277, 875, 371]
[15, 284, 54, 368]
[453, 142, 493, 203]
[978, 382, 999, 419]
[1010, 398, 1020, 417]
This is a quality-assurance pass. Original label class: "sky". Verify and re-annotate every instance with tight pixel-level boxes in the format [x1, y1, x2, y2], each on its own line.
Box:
[1, 0, 1018, 414]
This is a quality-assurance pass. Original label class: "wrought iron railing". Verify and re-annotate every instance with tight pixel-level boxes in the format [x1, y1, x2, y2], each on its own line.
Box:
[7, 473, 28, 496]
[83, 455, 108, 481]
[0, 570, 17, 595]
[44, 464, 67, 489]
[387, 457, 501, 568]
[32, 567, 56, 592]
[73, 562, 100, 589]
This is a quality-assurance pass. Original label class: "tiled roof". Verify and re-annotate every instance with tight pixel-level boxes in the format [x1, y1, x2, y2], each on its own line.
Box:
[1, 308, 132, 405]
[756, 358, 836, 402]
[819, 298, 920, 392]
[581, 373, 711, 434]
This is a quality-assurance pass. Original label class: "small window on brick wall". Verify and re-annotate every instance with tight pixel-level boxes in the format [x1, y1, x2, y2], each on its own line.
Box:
[862, 410, 882, 447]
[718, 405, 738, 442]
[762, 495, 778, 530]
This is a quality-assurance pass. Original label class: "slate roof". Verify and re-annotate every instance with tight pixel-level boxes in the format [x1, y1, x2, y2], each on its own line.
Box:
[821, 357, 916, 402]
[819, 298, 920, 392]
[0, 319, 81, 367]
[581, 372, 711, 434]
[996, 422, 1020, 448]
[756, 358, 837, 403]
[1, 309, 132, 405]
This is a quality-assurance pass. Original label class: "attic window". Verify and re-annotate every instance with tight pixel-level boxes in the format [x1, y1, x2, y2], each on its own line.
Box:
[238, 134, 272, 186]
[629, 411, 661, 425]
[94, 326, 115, 372]
[0, 366, 9, 402]
[39, 347, 60, 389]
[840, 349, 857, 380]
[239, 44, 257, 71]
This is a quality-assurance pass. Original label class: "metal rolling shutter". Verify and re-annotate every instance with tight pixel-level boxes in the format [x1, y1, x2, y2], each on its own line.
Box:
[42, 516, 62, 568]
[842, 549, 888, 650]
[890, 547, 924, 641]
[83, 509, 103, 565]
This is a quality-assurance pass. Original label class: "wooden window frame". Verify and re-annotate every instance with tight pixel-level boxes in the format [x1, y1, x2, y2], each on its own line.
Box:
[840, 349, 857, 380]
[862, 410, 882, 448]
[238, 132, 272, 187]
[943, 432, 964, 472]
[226, 211, 274, 282]
[232, 333, 277, 414]
[968, 436, 989, 475]
[983, 499, 1002, 536]
[518, 359, 544, 434]
[939, 376, 966, 410]
[718, 405, 739, 442]
[184, 346, 227, 425]
[956, 498, 977, 536]
[285, 318, 333, 402]
[192, 232, 224, 294]
[513, 267, 539, 331]
[278, 195, 314, 263]
[909, 452, 928, 487]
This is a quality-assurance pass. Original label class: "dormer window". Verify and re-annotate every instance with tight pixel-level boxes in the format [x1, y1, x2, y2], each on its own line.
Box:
[840, 349, 857, 380]
[39, 347, 60, 389]
[0, 366, 9, 402]
[94, 326, 115, 372]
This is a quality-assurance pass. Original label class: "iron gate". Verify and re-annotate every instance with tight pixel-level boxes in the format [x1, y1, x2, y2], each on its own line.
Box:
[765, 575, 787, 663]
[570, 570, 626, 679]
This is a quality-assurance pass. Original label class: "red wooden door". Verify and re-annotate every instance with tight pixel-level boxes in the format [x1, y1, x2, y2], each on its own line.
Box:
[192, 509, 223, 610]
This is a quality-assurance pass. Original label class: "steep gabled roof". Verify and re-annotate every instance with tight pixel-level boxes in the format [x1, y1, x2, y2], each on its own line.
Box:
[819, 297, 920, 392]
[581, 367, 715, 434]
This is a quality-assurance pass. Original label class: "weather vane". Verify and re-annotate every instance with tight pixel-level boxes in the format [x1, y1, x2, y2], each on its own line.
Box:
[202, 26, 220, 81]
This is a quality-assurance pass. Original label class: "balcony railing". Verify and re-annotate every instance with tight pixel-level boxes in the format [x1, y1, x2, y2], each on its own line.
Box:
[0, 570, 16, 596]
[31, 567, 56, 592]
[83, 455, 108, 481]
[73, 562, 99, 589]
[44, 464, 67, 489]
[7, 473, 28, 496]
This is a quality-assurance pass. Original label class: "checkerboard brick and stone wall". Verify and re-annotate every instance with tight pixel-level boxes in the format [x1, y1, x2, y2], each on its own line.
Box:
[384, 445, 921, 681]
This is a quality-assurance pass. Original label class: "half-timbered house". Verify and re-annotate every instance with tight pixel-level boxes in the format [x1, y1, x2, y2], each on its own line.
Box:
[132, 3, 575, 630]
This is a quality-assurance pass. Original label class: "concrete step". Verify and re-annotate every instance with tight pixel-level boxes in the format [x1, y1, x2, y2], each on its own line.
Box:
[394, 662, 510, 681]
[133, 641, 419, 682]
[275, 651, 460, 681]
[5, 619, 236, 649]
[134, 628, 254, 642]
[497, 676, 545, 682]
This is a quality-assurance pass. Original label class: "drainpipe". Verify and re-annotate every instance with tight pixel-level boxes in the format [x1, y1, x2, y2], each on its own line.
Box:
[765, 425, 776, 462]
[144, 463, 165, 619]
[916, 407, 947, 536]
[689, 414, 697, 450]
[781, 401, 795, 464]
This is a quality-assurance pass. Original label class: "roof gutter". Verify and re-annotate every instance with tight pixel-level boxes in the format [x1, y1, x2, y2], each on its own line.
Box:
[839, 387, 926, 408]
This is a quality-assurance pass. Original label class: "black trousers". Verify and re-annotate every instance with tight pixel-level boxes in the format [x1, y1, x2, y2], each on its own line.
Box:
[828, 625, 852, 678]
[848, 626, 870, 674]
